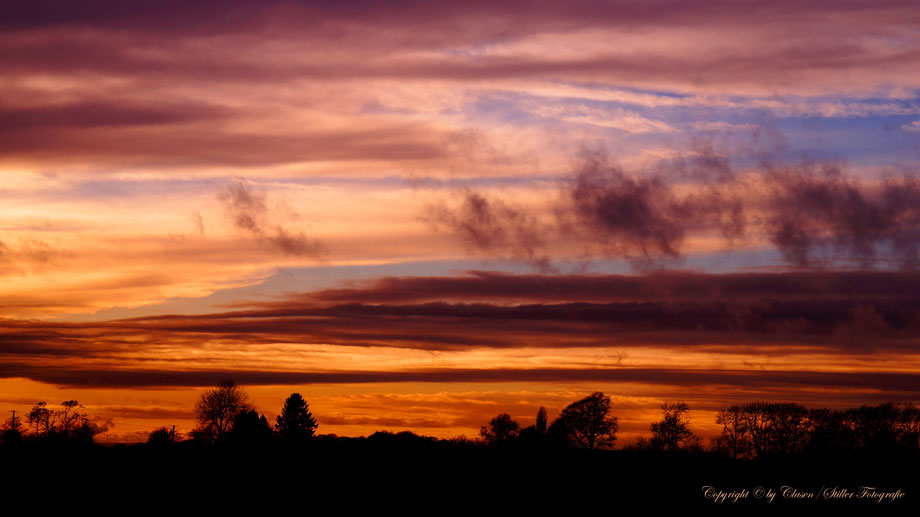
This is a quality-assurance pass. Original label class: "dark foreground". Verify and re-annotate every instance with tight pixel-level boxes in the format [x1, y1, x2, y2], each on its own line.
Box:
[1, 439, 916, 509]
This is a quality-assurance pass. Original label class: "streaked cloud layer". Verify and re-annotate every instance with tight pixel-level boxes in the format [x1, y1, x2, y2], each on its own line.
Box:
[1, 1, 918, 440]
[3, 271, 919, 438]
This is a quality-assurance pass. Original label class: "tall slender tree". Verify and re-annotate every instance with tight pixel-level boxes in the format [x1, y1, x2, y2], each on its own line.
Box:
[535, 406, 548, 434]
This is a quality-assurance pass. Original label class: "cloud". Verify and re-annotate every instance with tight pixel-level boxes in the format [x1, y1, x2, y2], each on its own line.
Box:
[217, 178, 324, 257]
[0, 236, 59, 275]
[901, 120, 920, 132]
[3, 1, 919, 438]
[0, 268, 917, 425]
[766, 165, 920, 268]
[93, 405, 196, 421]
[560, 155, 745, 267]
[1, 270, 919, 373]
[0, 119, 452, 169]
[424, 191, 551, 269]
[1, 1, 918, 181]
[428, 153, 920, 269]
[85, 417, 114, 435]
[0, 100, 223, 132]
[3, 2, 919, 98]
[2, 363, 918, 394]
[304, 270, 920, 304]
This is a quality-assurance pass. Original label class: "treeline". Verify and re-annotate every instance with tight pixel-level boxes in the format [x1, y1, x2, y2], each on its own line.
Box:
[2, 382, 918, 460]
[0, 400, 102, 446]
[477, 398, 920, 458]
[710, 401, 920, 458]
[157, 381, 319, 447]
[0, 381, 319, 449]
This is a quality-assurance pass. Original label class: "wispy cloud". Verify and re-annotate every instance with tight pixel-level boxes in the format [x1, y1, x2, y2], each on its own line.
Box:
[217, 178, 324, 257]
[428, 154, 920, 269]
[902, 120, 920, 132]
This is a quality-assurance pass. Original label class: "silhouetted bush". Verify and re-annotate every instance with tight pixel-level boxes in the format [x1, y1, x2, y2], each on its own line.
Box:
[480, 413, 520, 445]
[147, 426, 179, 447]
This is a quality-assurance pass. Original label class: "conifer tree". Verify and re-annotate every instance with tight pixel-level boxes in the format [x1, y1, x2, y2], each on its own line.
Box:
[275, 393, 318, 440]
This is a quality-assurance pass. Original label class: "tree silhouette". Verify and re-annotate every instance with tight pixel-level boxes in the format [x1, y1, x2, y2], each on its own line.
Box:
[194, 380, 253, 441]
[275, 393, 318, 441]
[650, 402, 695, 452]
[25, 400, 89, 439]
[736, 401, 809, 457]
[480, 413, 520, 444]
[535, 406, 548, 434]
[846, 402, 904, 449]
[58, 400, 87, 437]
[714, 405, 749, 459]
[554, 392, 618, 450]
[147, 426, 178, 447]
[229, 409, 273, 445]
[768, 402, 810, 455]
[1, 411, 23, 447]
[27, 402, 53, 436]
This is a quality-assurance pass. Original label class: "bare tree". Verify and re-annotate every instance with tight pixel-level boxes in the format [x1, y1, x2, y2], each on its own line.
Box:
[650, 401, 696, 452]
[27, 402, 53, 436]
[24, 400, 92, 440]
[58, 400, 87, 436]
[724, 401, 809, 457]
[194, 380, 253, 441]
[715, 405, 749, 459]
[737, 401, 772, 457]
[554, 392, 618, 450]
[769, 402, 809, 455]
[899, 403, 920, 448]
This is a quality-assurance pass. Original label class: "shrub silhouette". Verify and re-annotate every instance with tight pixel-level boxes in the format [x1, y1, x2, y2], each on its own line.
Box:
[147, 426, 178, 447]
[480, 413, 520, 445]
[229, 410, 273, 446]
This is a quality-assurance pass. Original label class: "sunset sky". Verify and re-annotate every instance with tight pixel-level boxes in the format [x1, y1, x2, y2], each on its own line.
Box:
[2, 1, 920, 443]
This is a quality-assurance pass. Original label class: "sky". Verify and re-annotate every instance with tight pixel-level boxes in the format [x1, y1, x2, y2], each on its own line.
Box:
[1, 0, 920, 442]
